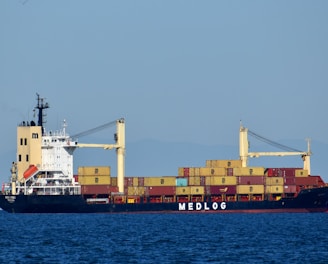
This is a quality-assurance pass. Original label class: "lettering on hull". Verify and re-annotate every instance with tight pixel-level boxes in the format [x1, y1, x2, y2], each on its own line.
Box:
[178, 202, 226, 211]
[5, 196, 16, 203]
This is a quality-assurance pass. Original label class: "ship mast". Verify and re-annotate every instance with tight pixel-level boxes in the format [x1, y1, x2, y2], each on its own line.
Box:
[35, 93, 49, 135]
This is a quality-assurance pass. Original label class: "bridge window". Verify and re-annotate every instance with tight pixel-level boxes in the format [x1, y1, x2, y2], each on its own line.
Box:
[18, 155, 22, 162]
[26, 155, 29, 162]
[32, 133, 39, 139]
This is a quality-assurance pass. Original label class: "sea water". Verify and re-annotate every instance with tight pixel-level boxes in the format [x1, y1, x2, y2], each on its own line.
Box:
[0, 212, 327, 263]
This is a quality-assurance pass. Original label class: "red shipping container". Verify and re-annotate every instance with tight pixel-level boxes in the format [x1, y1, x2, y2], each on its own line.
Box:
[209, 185, 237, 195]
[81, 185, 118, 195]
[267, 168, 300, 177]
[124, 177, 134, 187]
[283, 185, 297, 193]
[200, 176, 206, 186]
[183, 168, 190, 177]
[311, 176, 326, 187]
[284, 177, 296, 185]
[295, 177, 318, 186]
[226, 168, 234, 176]
[74, 175, 79, 182]
[238, 176, 264, 185]
[138, 177, 144, 186]
[147, 186, 176, 196]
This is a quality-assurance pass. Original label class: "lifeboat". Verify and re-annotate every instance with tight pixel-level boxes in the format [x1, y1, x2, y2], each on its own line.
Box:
[23, 165, 38, 179]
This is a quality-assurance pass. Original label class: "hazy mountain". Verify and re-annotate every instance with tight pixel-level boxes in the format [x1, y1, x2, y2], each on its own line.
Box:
[73, 138, 328, 182]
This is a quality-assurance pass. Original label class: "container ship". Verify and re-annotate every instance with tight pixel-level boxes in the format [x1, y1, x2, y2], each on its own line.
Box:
[0, 94, 327, 214]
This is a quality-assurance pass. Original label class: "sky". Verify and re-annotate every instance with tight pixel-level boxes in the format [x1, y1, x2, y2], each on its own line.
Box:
[1, 1, 328, 183]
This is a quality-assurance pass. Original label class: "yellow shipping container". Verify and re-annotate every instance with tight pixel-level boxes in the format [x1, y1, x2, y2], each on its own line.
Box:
[295, 169, 308, 177]
[265, 185, 284, 194]
[176, 186, 191, 195]
[189, 176, 201, 186]
[233, 167, 265, 176]
[133, 177, 139, 187]
[199, 167, 226, 176]
[144, 177, 176, 187]
[237, 185, 264, 194]
[111, 177, 117, 186]
[78, 166, 111, 176]
[189, 167, 200, 177]
[79, 175, 111, 185]
[190, 186, 205, 195]
[205, 160, 242, 168]
[127, 186, 145, 196]
[265, 177, 284, 185]
[208, 176, 237, 186]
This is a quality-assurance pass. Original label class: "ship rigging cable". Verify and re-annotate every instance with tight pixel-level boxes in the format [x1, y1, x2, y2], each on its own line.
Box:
[247, 129, 303, 152]
[71, 120, 117, 139]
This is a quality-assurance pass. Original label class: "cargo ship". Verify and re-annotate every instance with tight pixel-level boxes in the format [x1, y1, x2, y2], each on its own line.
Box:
[0, 94, 327, 213]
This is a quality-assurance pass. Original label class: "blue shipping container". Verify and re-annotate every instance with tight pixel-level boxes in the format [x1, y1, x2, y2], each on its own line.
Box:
[176, 178, 188, 187]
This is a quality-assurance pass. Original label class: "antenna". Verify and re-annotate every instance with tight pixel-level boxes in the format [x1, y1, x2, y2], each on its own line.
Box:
[35, 93, 49, 135]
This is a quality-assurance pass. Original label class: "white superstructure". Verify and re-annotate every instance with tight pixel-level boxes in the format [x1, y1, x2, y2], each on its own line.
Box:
[10, 94, 125, 196]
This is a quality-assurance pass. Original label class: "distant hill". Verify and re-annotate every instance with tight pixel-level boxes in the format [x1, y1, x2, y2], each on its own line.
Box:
[73, 138, 328, 182]
[0, 138, 326, 184]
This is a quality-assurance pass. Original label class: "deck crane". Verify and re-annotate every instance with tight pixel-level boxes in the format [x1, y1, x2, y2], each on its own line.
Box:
[71, 118, 125, 193]
[239, 124, 311, 175]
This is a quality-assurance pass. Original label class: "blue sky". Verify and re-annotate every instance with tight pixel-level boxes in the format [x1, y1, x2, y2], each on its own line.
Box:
[1, 1, 328, 183]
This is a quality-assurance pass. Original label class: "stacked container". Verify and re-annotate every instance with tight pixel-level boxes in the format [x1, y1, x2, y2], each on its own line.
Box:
[78, 160, 326, 204]
[78, 166, 118, 195]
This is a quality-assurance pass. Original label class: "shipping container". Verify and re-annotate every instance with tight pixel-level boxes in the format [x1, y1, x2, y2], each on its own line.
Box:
[78, 166, 110, 176]
[73, 175, 78, 183]
[265, 185, 284, 194]
[183, 167, 190, 177]
[188, 176, 200, 186]
[208, 185, 237, 195]
[124, 177, 134, 187]
[176, 186, 191, 195]
[233, 167, 265, 176]
[178, 167, 192, 177]
[295, 176, 320, 186]
[138, 177, 144, 187]
[295, 169, 308, 177]
[284, 177, 296, 185]
[78, 175, 111, 185]
[111, 177, 117, 186]
[127, 186, 146, 196]
[265, 177, 284, 186]
[283, 185, 297, 193]
[205, 160, 242, 168]
[144, 177, 176, 186]
[146, 186, 176, 196]
[190, 167, 200, 177]
[190, 186, 204, 195]
[81, 185, 118, 195]
[266, 168, 301, 177]
[200, 176, 206, 186]
[199, 167, 226, 176]
[206, 176, 237, 186]
[237, 185, 264, 194]
[226, 167, 234, 176]
[238, 176, 264, 185]
[176, 177, 188, 187]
